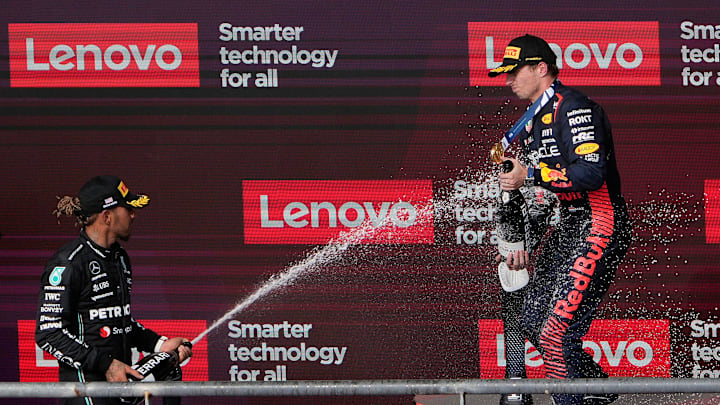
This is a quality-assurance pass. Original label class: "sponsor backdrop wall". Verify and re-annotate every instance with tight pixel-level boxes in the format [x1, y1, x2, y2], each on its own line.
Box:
[1, 0, 720, 403]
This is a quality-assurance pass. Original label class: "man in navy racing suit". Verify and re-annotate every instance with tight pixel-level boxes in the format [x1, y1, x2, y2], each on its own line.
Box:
[36, 175, 193, 405]
[489, 34, 632, 405]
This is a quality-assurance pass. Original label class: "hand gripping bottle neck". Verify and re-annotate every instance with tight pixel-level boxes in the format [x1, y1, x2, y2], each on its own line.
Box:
[121, 342, 192, 404]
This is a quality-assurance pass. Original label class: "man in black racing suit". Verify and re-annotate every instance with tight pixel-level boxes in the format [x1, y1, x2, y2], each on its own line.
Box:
[490, 35, 632, 405]
[36, 175, 192, 405]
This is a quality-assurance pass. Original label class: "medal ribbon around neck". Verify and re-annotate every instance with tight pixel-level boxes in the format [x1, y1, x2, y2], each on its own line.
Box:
[491, 83, 555, 164]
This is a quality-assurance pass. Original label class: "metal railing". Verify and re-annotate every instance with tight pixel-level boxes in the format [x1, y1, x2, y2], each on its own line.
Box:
[2, 378, 720, 399]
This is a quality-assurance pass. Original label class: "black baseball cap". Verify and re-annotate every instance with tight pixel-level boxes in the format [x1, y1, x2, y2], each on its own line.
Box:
[488, 34, 557, 77]
[78, 175, 149, 216]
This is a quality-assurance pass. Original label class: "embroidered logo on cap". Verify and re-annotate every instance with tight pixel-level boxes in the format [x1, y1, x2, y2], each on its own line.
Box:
[127, 195, 150, 208]
[118, 181, 129, 197]
[503, 46, 521, 60]
[102, 197, 118, 209]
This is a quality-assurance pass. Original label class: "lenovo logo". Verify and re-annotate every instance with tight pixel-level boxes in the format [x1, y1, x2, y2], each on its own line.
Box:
[478, 319, 670, 378]
[243, 180, 434, 244]
[468, 21, 660, 86]
[8, 23, 199, 87]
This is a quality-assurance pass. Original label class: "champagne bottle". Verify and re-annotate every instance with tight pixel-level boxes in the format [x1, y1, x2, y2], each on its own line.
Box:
[496, 160, 530, 292]
[121, 342, 191, 404]
[496, 160, 528, 258]
[496, 160, 532, 403]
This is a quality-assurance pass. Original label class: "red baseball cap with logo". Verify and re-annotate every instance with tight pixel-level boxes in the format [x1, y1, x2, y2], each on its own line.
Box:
[488, 34, 557, 77]
[78, 175, 149, 216]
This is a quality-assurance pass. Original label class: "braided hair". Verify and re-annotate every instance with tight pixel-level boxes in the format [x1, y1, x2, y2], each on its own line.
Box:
[54, 195, 94, 227]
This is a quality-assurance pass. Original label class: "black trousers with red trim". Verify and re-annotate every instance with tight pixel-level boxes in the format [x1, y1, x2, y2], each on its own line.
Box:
[520, 198, 631, 405]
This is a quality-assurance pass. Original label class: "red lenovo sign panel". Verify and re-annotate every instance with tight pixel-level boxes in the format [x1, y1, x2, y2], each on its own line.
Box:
[706, 179, 720, 244]
[478, 319, 670, 378]
[243, 180, 434, 244]
[8, 23, 199, 87]
[17, 320, 208, 382]
[468, 21, 661, 86]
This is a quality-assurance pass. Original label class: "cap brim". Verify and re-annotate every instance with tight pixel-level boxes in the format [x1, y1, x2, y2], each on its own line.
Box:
[122, 193, 150, 209]
[488, 63, 519, 77]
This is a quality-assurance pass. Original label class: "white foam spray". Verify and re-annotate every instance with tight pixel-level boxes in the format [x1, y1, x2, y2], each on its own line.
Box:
[191, 201, 437, 345]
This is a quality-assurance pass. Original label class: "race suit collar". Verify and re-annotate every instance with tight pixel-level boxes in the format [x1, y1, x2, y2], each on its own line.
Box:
[80, 229, 121, 259]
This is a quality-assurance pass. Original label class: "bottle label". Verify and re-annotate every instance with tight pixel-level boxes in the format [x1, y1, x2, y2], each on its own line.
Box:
[134, 351, 173, 377]
[497, 239, 525, 258]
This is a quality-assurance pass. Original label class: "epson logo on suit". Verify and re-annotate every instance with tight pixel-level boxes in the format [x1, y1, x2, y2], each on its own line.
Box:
[243, 180, 434, 244]
[468, 21, 661, 86]
[8, 23, 199, 87]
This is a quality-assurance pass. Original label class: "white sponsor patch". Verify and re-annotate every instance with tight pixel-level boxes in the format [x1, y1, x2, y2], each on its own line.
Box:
[89, 304, 130, 319]
[91, 291, 115, 302]
[568, 114, 593, 126]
